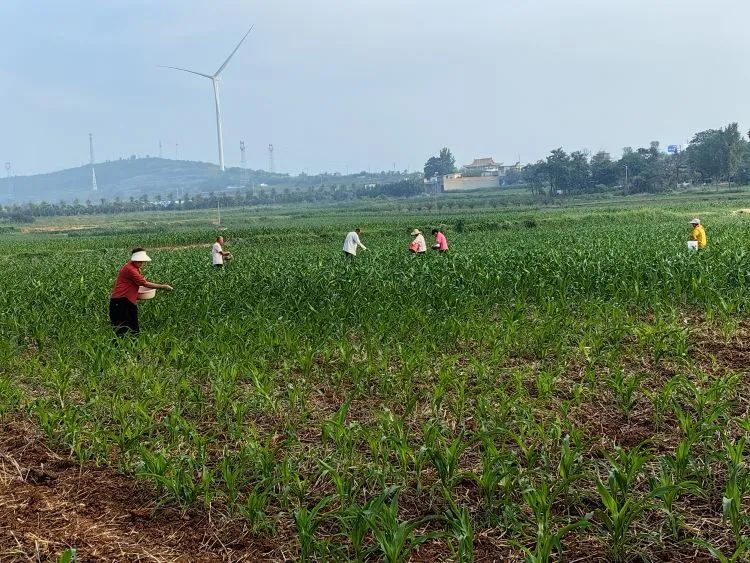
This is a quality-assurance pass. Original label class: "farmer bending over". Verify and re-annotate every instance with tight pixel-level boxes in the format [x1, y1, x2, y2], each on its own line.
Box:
[689, 218, 707, 249]
[409, 229, 427, 254]
[431, 228, 448, 252]
[343, 228, 367, 260]
[109, 248, 173, 336]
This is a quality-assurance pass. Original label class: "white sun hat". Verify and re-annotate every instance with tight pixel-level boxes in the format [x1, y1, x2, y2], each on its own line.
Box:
[411, 229, 421, 236]
[689, 218, 700, 225]
[131, 250, 152, 262]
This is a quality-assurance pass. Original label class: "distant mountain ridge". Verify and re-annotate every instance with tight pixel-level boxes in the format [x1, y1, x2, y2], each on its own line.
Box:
[0, 158, 288, 204]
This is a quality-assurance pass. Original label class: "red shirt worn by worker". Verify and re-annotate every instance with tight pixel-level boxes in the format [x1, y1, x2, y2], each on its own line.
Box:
[111, 262, 148, 304]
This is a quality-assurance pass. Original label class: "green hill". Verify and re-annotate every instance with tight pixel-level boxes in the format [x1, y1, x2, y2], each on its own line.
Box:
[0, 158, 289, 204]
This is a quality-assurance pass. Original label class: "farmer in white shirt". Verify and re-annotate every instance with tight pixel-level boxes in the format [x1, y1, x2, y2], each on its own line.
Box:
[342, 228, 367, 260]
[212, 236, 231, 268]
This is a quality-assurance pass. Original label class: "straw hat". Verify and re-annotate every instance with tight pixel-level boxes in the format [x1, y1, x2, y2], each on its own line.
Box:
[131, 250, 152, 262]
[689, 218, 700, 225]
[410, 229, 421, 236]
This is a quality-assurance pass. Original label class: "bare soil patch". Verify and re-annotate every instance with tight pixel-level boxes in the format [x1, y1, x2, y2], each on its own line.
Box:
[0, 419, 285, 562]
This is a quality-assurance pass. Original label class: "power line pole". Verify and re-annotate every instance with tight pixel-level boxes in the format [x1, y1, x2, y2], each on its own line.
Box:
[268, 144, 275, 173]
[159, 140, 163, 159]
[4, 162, 12, 201]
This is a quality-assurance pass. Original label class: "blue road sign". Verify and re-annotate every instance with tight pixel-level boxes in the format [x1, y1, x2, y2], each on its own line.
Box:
[667, 145, 679, 154]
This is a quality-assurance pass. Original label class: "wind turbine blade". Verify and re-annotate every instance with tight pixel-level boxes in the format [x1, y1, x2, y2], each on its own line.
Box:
[159, 65, 213, 79]
[214, 25, 254, 77]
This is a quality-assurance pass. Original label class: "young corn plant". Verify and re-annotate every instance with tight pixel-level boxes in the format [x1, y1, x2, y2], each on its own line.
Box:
[365, 492, 446, 563]
[594, 447, 659, 562]
[239, 481, 274, 534]
[647, 460, 702, 539]
[336, 486, 396, 562]
[722, 436, 748, 543]
[443, 492, 474, 563]
[607, 369, 643, 421]
[424, 426, 468, 490]
[519, 477, 591, 563]
[692, 537, 750, 563]
[293, 495, 335, 562]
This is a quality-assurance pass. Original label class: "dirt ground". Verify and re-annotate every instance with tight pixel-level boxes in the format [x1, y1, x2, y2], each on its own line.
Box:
[0, 420, 288, 562]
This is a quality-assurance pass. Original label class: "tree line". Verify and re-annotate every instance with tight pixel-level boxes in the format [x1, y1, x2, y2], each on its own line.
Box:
[0, 179, 427, 223]
[517, 123, 750, 195]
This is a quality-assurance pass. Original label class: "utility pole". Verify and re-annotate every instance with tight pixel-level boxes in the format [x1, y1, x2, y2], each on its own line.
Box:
[268, 144, 275, 173]
[159, 140, 163, 159]
[624, 164, 629, 192]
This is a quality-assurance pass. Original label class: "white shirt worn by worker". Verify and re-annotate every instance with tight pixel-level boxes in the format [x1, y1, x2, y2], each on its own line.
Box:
[212, 242, 224, 265]
[414, 234, 427, 253]
[342, 231, 367, 256]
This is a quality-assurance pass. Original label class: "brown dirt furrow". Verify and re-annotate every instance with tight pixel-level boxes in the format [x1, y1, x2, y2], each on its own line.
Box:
[0, 420, 284, 562]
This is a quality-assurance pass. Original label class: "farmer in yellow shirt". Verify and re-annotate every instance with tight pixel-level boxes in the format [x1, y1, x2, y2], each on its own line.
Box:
[689, 218, 707, 249]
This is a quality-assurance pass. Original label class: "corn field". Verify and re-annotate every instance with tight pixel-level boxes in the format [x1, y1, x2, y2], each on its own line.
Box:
[2, 203, 750, 561]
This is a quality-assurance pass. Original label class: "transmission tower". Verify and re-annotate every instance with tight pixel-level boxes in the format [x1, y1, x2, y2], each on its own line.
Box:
[159, 140, 163, 159]
[268, 144, 275, 173]
[5, 162, 13, 200]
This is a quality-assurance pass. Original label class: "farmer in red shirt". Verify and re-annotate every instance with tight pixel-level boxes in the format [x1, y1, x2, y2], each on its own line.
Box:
[109, 248, 173, 336]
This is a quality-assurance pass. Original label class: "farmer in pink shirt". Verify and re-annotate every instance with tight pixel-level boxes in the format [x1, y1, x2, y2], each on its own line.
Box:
[431, 228, 448, 252]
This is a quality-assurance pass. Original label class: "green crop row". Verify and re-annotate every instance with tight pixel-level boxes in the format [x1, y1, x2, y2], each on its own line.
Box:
[1, 203, 750, 561]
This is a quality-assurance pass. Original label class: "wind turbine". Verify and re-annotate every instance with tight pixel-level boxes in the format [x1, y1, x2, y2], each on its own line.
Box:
[161, 26, 254, 172]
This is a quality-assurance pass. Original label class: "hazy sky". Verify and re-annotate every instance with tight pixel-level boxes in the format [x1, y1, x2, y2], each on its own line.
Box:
[1, 0, 748, 176]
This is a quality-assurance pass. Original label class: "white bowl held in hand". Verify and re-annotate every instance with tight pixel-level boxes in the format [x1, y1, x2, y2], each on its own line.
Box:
[138, 286, 156, 300]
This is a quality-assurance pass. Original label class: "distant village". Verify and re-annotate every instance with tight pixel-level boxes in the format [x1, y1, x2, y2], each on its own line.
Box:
[425, 157, 522, 192]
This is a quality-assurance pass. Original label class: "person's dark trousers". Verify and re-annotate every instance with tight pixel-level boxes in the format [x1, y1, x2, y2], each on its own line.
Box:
[343, 251, 355, 261]
[109, 297, 139, 336]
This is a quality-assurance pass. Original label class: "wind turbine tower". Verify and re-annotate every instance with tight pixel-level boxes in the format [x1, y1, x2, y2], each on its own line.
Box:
[268, 144, 275, 173]
[161, 26, 254, 172]
[89, 133, 97, 192]
[240, 140, 247, 186]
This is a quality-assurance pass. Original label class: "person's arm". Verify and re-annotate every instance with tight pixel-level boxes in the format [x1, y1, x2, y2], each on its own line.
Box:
[355, 233, 367, 251]
[143, 281, 173, 291]
[131, 268, 173, 291]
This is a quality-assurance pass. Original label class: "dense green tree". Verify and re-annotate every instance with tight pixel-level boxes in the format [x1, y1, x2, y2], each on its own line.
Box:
[590, 151, 618, 188]
[423, 147, 456, 178]
[687, 123, 745, 184]
[568, 150, 591, 192]
[545, 148, 571, 195]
